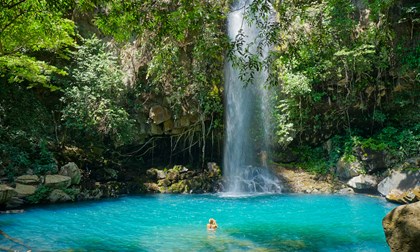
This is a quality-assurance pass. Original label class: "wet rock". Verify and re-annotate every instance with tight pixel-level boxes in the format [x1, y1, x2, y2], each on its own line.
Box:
[6, 197, 24, 209]
[168, 180, 188, 193]
[15, 175, 40, 185]
[59, 162, 81, 185]
[383, 201, 420, 252]
[207, 162, 219, 172]
[377, 170, 420, 196]
[44, 175, 71, 189]
[0, 184, 18, 204]
[335, 157, 363, 180]
[149, 105, 171, 124]
[14, 183, 37, 197]
[337, 188, 355, 194]
[347, 175, 378, 190]
[48, 189, 72, 203]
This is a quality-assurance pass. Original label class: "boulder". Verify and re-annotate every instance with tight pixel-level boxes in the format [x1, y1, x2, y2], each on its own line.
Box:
[59, 162, 81, 185]
[48, 189, 72, 203]
[0, 184, 18, 204]
[44, 175, 71, 189]
[144, 182, 160, 193]
[383, 201, 420, 252]
[166, 170, 179, 182]
[149, 105, 171, 124]
[347, 175, 378, 190]
[146, 168, 159, 180]
[337, 188, 355, 194]
[15, 175, 40, 185]
[335, 157, 363, 180]
[14, 183, 37, 197]
[377, 170, 420, 196]
[386, 187, 420, 204]
[156, 170, 167, 180]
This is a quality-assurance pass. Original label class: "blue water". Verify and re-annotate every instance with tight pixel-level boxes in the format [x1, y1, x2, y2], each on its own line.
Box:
[0, 194, 395, 251]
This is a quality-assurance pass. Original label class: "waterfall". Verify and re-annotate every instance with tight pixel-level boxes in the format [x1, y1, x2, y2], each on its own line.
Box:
[223, 0, 281, 194]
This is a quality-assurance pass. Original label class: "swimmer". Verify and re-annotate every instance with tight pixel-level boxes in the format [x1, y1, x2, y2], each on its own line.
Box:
[207, 218, 218, 230]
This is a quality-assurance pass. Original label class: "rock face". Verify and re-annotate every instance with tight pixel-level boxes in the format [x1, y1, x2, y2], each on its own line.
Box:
[0, 184, 18, 204]
[347, 175, 378, 190]
[355, 147, 387, 173]
[335, 157, 363, 180]
[59, 162, 81, 185]
[15, 175, 40, 185]
[144, 164, 222, 194]
[44, 175, 71, 189]
[149, 105, 171, 124]
[14, 183, 37, 197]
[383, 201, 420, 252]
[377, 170, 420, 196]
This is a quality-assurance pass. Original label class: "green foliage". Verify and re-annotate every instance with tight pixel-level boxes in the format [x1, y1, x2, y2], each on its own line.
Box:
[0, 0, 76, 89]
[291, 146, 330, 174]
[26, 186, 52, 204]
[89, 0, 229, 118]
[0, 81, 56, 178]
[254, 0, 419, 146]
[61, 36, 135, 147]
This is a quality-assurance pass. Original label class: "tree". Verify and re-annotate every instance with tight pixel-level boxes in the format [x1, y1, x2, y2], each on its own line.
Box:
[0, 0, 75, 89]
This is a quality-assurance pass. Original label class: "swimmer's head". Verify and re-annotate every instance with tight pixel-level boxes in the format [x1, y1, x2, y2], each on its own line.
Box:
[209, 218, 216, 224]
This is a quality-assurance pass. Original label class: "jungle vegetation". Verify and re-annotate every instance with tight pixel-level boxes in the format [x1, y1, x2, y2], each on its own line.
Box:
[0, 0, 418, 178]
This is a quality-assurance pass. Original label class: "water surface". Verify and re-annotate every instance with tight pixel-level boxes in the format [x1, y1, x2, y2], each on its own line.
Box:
[0, 194, 394, 251]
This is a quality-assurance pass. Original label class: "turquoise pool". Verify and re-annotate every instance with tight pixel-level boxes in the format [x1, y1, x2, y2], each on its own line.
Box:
[0, 194, 395, 251]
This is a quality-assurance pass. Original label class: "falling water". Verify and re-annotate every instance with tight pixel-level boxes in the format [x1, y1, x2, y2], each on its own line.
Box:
[223, 0, 281, 194]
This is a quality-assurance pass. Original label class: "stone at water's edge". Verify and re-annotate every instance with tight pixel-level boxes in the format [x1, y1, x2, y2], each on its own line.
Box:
[59, 162, 81, 185]
[383, 201, 420, 252]
[15, 175, 40, 185]
[44, 175, 72, 189]
[377, 170, 420, 196]
[386, 187, 420, 204]
[335, 157, 363, 180]
[14, 183, 37, 197]
[0, 184, 18, 204]
[347, 175, 378, 190]
[48, 189, 73, 203]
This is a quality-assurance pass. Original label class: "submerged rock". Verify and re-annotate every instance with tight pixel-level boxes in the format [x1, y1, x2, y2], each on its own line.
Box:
[383, 201, 420, 252]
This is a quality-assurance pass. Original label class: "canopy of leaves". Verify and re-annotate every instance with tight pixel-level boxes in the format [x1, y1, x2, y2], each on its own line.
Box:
[0, 0, 76, 89]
